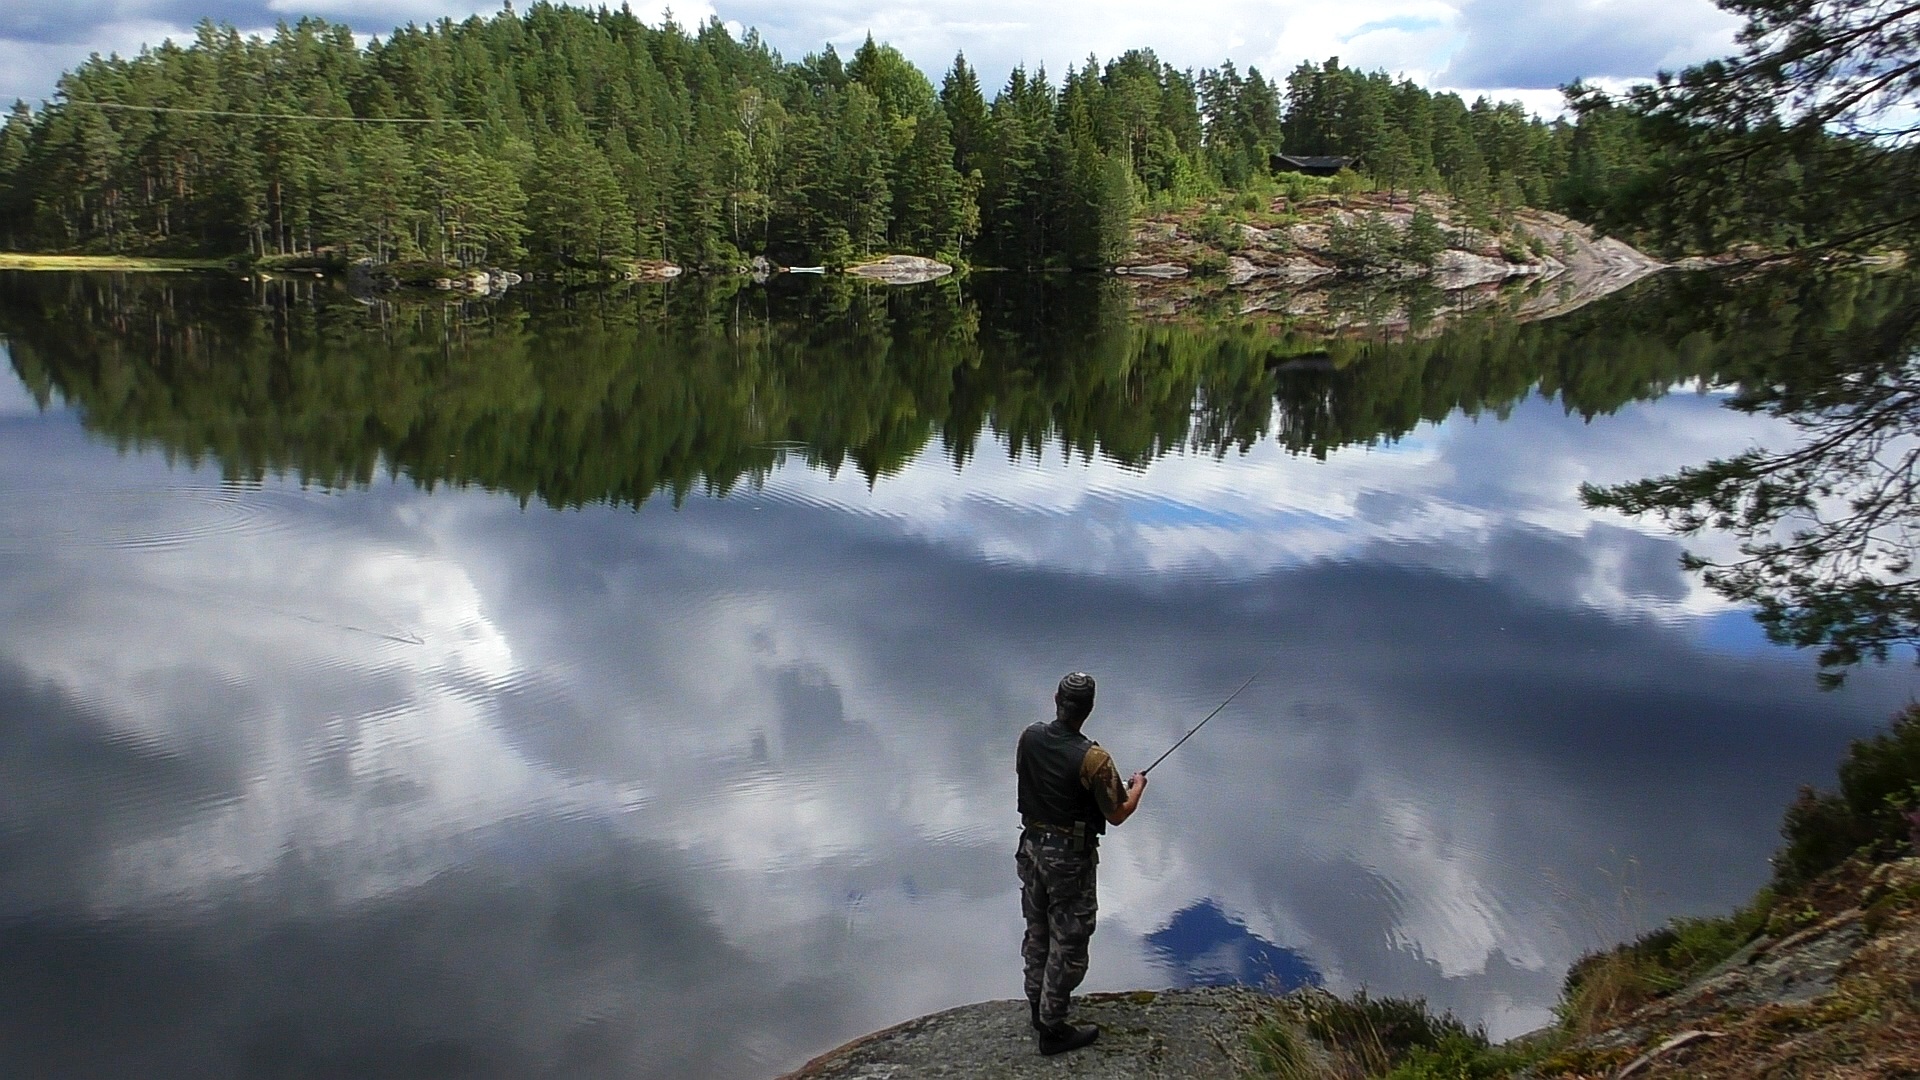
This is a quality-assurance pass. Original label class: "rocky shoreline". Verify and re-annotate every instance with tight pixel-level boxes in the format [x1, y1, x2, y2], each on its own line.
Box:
[778, 855, 1920, 1079]
[26, 195, 1665, 320]
[1113, 193, 1667, 330]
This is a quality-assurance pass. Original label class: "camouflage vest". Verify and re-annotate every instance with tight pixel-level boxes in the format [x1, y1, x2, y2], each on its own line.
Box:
[1016, 719, 1107, 837]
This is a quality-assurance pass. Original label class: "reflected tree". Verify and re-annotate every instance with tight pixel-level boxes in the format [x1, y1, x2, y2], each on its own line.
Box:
[1584, 271, 1920, 686]
[2, 266, 1883, 522]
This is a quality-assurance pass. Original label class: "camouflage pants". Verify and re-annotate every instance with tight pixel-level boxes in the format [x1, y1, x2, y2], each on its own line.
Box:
[1016, 832, 1099, 1025]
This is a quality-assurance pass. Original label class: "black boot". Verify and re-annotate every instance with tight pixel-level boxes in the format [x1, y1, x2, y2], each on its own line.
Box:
[1036, 1019, 1099, 1056]
[1029, 1000, 1043, 1032]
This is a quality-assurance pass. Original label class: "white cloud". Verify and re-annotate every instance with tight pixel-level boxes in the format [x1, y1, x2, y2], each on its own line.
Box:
[0, 0, 1736, 112]
[1440, 0, 1740, 89]
[0, 20, 186, 105]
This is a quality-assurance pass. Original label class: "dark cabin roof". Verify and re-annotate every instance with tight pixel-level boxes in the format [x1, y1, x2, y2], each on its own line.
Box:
[1271, 154, 1358, 171]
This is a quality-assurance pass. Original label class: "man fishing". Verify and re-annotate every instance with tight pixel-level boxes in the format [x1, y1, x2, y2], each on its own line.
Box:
[1014, 671, 1147, 1056]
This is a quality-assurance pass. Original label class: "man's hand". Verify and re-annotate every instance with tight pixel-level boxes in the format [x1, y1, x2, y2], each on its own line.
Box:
[1108, 771, 1148, 826]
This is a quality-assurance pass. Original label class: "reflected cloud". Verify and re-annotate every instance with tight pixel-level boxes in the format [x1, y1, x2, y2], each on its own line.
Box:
[2, 283, 1917, 1072]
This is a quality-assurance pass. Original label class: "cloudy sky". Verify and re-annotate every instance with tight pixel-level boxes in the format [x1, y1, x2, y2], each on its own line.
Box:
[1, 0, 1746, 116]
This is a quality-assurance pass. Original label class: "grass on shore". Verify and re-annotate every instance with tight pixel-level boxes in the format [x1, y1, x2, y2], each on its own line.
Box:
[0, 253, 233, 272]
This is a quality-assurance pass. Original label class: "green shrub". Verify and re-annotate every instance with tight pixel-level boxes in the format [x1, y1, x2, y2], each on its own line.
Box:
[1187, 249, 1230, 276]
[1401, 208, 1447, 266]
[1665, 893, 1773, 972]
[1236, 191, 1266, 213]
[1381, 1033, 1526, 1080]
[1331, 167, 1367, 200]
[1775, 786, 1870, 890]
[1839, 707, 1920, 820]
[1192, 209, 1244, 251]
[1774, 706, 1920, 889]
[1282, 172, 1334, 203]
[1300, 990, 1477, 1063]
[383, 259, 462, 285]
[1326, 212, 1402, 274]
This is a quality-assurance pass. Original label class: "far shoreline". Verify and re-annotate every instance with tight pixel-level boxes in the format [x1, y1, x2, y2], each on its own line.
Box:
[0, 254, 235, 272]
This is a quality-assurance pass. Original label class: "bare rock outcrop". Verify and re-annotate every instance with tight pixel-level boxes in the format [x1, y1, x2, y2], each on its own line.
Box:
[779, 987, 1274, 1080]
[1116, 193, 1667, 330]
[847, 254, 953, 284]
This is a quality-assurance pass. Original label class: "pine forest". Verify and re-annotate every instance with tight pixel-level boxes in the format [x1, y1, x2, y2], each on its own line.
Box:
[0, 5, 1677, 272]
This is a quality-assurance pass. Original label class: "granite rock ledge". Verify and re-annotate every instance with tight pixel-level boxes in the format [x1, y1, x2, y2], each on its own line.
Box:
[779, 986, 1275, 1080]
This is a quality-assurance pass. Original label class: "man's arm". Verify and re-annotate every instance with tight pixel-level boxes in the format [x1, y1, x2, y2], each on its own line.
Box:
[1107, 772, 1147, 826]
[1083, 746, 1148, 826]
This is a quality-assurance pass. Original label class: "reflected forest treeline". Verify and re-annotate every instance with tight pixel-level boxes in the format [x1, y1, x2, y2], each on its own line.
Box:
[4, 270, 1918, 511]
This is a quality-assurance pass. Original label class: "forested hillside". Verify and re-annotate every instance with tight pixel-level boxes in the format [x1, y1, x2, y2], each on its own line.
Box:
[0, 6, 1643, 270]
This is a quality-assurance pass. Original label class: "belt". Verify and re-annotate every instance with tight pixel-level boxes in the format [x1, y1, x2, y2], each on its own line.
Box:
[1021, 819, 1097, 845]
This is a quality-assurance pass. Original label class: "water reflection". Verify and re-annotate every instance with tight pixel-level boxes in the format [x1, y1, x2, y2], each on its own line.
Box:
[1583, 278, 1920, 686]
[11, 269, 1896, 506]
[1148, 900, 1323, 990]
[1, 271, 1916, 1077]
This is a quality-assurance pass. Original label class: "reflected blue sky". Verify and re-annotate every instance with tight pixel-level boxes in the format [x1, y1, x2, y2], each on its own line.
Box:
[1148, 900, 1323, 991]
[0, 341, 1913, 1076]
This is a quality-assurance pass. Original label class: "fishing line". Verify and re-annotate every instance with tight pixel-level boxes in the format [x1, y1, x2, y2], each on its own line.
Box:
[1141, 664, 1268, 775]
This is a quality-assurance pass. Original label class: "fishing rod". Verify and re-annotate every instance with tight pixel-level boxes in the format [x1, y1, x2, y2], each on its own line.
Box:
[1140, 666, 1267, 776]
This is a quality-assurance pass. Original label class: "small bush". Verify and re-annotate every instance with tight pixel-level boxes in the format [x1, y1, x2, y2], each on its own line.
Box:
[1282, 172, 1335, 203]
[1187, 249, 1230, 276]
[1776, 787, 1872, 890]
[1775, 706, 1920, 890]
[1326, 212, 1402, 274]
[1838, 707, 1920, 821]
[1300, 990, 1478, 1068]
[1331, 168, 1367, 200]
[1401, 208, 1447, 266]
[1381, 1033, 1529, 1080]
[1192, 209, 1245, 252]
[383, 259, 463, 285]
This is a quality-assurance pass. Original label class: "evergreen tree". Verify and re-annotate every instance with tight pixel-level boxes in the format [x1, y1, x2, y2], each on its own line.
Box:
[941, 53, 990, 179]
[0, 6, 1692, 266]
[0, 102, 33, 249]
[527, 124, 630, 264]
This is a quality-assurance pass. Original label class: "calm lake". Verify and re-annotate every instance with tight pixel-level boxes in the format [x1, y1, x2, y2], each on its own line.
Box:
[2, 269, 1915, 1078]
